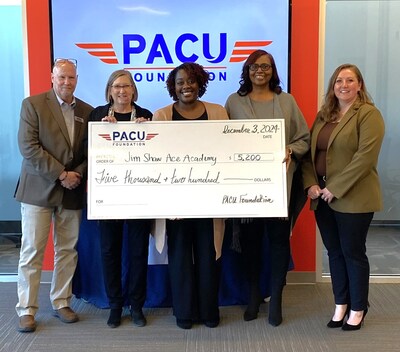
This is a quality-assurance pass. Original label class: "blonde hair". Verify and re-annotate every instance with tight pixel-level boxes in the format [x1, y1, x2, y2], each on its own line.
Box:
[320, 64, 373, 122]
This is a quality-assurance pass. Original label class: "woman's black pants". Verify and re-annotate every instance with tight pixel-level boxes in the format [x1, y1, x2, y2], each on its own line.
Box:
[99, 219, 150, 310]
[166, 218, 220, 321]
[315, 200, 373, 311]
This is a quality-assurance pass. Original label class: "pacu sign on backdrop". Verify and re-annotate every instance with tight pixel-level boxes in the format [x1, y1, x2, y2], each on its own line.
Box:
[50, 0, 290, 111]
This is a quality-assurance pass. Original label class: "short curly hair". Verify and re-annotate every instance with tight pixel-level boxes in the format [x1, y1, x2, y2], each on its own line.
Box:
[165, 62, 209, 101]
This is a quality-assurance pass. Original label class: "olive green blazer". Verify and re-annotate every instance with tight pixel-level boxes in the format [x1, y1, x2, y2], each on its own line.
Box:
[302, 101, 385, 213]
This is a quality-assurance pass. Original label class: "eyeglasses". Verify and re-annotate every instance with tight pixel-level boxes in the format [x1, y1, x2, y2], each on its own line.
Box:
[110, 84, 133, 90]
[248, 63, 272, 71]
[54, 58, 78, 68]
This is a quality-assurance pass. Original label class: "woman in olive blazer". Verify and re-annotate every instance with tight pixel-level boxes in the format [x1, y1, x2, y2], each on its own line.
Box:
[302, 64, 385, 331]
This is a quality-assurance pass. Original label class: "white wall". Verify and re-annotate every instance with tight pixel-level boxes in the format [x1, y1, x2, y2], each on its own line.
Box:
[0, 2, 24, 221]
[325, 0, 400, 222]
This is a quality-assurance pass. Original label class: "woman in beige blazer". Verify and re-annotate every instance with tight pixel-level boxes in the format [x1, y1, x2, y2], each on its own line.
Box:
[302, 64, 385, 331]
[153, 62, 227, 330]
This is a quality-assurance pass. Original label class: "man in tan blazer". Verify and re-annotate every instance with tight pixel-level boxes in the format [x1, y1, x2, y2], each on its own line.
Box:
[14, 59, 93, 332]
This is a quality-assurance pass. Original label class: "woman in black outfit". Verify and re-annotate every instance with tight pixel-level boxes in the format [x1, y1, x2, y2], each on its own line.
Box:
[90, 70, 152, 328]
[152, 63, 227, 329]
[225, 50, 310, 326]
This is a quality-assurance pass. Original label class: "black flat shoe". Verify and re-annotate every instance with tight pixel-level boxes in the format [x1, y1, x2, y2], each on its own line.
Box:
[342, 307, 368, 331]
[107, 308, 122, 328]
[176, 319, 192, 329]
[244, 310, 258, 321]
[204, 318, 220, 328]
[131, 309, 146, 327]
[327, 306, 350, 328]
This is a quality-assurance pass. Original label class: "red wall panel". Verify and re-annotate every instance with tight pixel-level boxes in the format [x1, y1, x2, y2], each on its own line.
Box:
[290, 0, 319, 271]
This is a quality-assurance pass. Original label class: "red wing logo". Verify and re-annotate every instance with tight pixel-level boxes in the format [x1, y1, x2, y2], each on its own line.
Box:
[75, 43, 119, 64]
[77, 40, 271, 65]
[229, 41, 273, 62]
[146, 133, 159, 140]
[98, 133, 112, 141]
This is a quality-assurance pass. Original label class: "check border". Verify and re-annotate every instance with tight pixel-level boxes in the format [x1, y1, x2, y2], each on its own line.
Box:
[87, 119, 287, 219]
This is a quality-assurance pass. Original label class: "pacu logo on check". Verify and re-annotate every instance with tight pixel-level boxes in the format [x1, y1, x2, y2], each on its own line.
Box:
[98, 131, 159, 141]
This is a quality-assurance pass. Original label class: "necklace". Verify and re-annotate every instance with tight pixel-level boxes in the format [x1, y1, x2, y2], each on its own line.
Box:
[108, 106, 136, 121]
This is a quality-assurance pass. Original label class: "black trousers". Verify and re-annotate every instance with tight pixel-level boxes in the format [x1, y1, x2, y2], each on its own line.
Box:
[99, 219, 150, 310]
[240, 218, 291, 298]
[166, 218, 220, 321]
[315, 200, 373, 311]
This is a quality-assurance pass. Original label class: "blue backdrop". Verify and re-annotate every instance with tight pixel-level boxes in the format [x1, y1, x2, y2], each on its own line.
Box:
[73, 212, 274, 308]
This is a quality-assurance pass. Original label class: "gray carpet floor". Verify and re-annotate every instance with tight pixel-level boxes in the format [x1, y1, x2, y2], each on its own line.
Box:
[1, 282, 400, 352]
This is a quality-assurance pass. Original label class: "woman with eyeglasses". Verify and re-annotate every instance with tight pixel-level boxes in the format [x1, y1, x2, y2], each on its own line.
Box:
[89, 70, 152, 328]
[225, 50, 310, 326]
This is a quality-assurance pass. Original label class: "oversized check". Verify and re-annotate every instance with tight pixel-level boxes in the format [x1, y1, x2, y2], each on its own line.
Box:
[87, 119, 287, 219]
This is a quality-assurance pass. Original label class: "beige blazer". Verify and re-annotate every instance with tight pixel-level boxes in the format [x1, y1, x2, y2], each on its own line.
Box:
[15, 89, 93, 210]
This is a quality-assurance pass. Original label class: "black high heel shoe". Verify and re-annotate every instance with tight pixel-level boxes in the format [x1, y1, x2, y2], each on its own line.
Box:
[327, 305, 350, 328]
[342, 307, 368, 331]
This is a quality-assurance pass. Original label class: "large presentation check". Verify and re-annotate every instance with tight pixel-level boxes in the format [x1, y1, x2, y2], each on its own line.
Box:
[87, 119, 287, 219]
